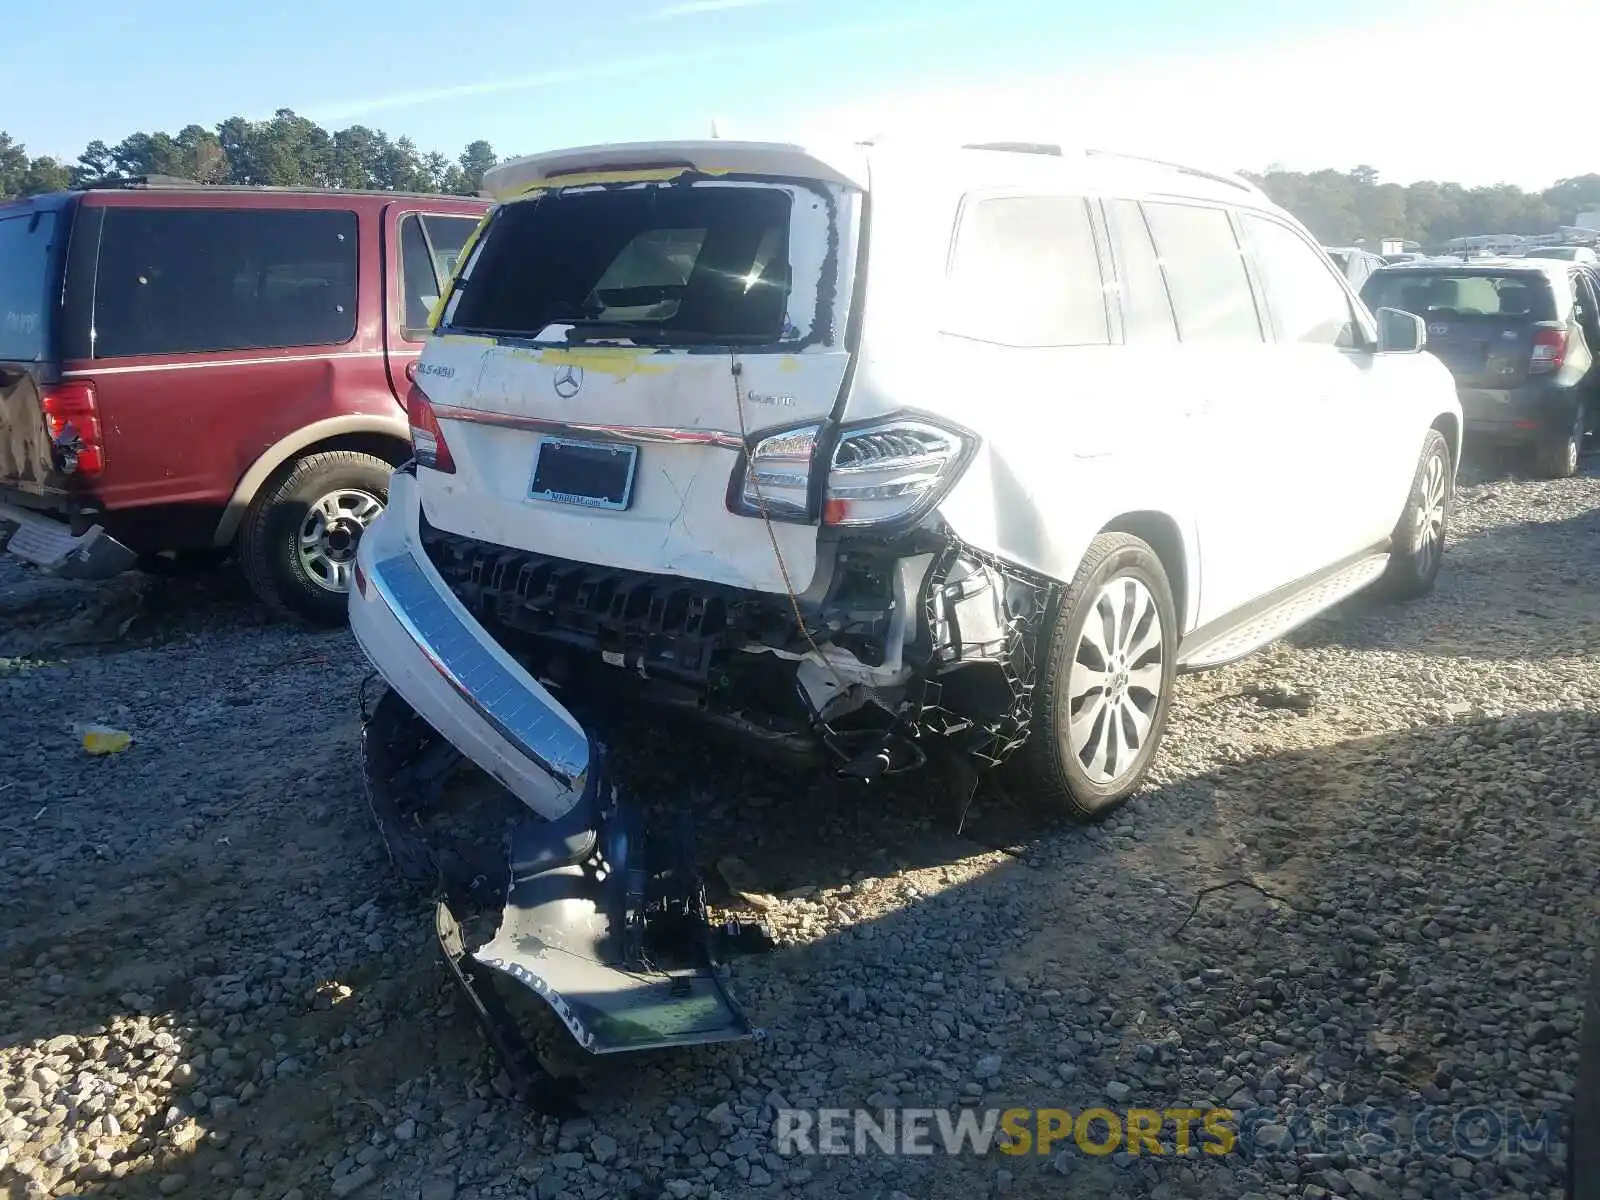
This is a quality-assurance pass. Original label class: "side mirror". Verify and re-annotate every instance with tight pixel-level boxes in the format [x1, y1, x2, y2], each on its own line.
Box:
[1375, 306, 1426, 354]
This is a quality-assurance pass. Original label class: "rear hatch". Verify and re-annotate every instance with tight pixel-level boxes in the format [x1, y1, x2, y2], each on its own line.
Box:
[409, 144, 865, 596]
[0, 198, 72, 496]
[1361, 266, 1565, 390]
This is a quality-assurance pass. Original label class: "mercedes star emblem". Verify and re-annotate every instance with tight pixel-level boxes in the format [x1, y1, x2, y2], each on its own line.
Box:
[553, 364, 584, 399]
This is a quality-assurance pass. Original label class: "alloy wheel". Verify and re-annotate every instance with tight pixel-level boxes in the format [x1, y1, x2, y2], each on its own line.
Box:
[1413, 451, 1448, 577]
[1067, 577, 1165, 785]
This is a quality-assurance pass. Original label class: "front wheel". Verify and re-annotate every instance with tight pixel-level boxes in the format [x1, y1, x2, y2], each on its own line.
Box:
[1379, 429, 1452, 601]
[241, 450, 391, 626]
[1019, 533, 1178, 822]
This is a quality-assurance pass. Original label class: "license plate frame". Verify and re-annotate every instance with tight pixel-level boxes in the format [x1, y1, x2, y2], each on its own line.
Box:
[528, 437, 639, 511]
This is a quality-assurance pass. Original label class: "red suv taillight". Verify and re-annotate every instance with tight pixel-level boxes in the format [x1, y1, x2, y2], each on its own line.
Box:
[406, 384, 456, 474]
[1531, 328, 1567, 374]
[40, 381, 105, 476]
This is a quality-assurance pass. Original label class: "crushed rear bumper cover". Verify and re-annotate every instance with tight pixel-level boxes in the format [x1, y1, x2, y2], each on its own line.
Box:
[350, 469, 755, 1090]
[0, 501, 137, 580]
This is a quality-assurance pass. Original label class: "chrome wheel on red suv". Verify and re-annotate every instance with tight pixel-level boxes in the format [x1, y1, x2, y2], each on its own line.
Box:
[242, 450, 393, 626]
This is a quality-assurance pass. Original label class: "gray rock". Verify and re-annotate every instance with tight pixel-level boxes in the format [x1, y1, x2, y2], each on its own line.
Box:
[330, 1166, 376, 1198]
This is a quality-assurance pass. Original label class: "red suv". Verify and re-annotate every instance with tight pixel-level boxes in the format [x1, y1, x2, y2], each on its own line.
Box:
[0, 181, 490, 624]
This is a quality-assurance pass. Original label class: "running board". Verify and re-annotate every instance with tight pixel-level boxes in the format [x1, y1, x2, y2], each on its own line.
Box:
[1177, 552, 1389, 671]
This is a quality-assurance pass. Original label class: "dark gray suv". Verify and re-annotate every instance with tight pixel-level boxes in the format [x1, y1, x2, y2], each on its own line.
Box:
[1361, 258, 1599, 477]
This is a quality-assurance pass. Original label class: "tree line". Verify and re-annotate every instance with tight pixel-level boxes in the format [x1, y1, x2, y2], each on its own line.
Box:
[5, 112, 1600, 248]
[0, 110, 498, 198]
[1246, 165, 1600, 247]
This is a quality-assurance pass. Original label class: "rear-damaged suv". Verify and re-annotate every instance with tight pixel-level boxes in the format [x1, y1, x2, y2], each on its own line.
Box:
[0, 184, 488, 623]
[346, 139, 1460, 1074]
[1362, 257, 1600, 476]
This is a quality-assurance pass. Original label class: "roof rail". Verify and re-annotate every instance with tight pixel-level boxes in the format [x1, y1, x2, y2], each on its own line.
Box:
[86, 174, 199, 190]
[961, 141, 1063, 157]
[1082, 148, 1257, 194]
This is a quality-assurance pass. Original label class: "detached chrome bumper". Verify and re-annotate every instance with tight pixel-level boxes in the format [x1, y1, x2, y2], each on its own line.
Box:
[350, 470, 756, 1063]
[349, 469, 593, 822]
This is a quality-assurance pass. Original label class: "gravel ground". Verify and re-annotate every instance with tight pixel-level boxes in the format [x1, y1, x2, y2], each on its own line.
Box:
[1, 453, 1596, 1200]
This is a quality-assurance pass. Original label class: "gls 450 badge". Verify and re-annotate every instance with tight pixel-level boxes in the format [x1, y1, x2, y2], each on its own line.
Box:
[417, 363, 455, 379]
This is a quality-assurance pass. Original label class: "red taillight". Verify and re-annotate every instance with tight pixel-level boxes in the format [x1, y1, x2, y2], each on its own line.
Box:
[1530, 328, 1567, 374]
[406, 384, 456, 474]
[40, 381, 104, 476]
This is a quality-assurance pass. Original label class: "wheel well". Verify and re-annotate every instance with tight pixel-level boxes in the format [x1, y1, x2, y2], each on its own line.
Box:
[214, 430, 413, 548]
[296, 432, 414, 471]
[1100, 511, 1187, 626]
[1430, 413, 1460, 468]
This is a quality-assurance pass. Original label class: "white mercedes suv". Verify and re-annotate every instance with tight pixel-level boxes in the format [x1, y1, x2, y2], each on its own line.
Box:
[346, 137, 1461, 1062]
[353, 136, 1460, 819]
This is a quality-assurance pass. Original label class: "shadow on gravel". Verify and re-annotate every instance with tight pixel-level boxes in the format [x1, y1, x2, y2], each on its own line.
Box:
[1285, 480, 1600, 666]
[0, 556, 269, 662]
[12, 706, 1590, 1199]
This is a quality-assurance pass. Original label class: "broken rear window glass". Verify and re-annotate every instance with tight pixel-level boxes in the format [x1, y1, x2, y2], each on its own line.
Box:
[445, 184, 806, 345]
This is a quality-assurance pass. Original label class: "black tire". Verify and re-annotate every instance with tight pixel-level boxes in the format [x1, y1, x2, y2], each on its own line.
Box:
[240, 450, 391, 627]
[1019, 533, 1178, 822]
[1575, 951, 1600, 1200]
[1379, 429, 1452, 602]
[1534, 402, 1585, 479]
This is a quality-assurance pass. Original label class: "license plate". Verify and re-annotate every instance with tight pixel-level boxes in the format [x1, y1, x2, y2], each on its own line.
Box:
[528, 437, 638, 510]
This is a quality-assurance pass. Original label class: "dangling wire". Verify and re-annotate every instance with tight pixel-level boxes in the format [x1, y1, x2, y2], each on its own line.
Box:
[728, 354, 851, 699]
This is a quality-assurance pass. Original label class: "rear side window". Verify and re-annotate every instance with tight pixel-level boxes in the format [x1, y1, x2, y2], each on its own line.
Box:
[400, 213, 481, 338]
[945, 196, 1110, 347]
[1142, 202, 1263, 343]
[1239, 214, 1357, 348]
[1103, 199, 1177, 343]
[1360, 270, 1558, 322]
[447, 183, 809, 345]
[93, 208, 358, 358]
[0, 210, 59, 362]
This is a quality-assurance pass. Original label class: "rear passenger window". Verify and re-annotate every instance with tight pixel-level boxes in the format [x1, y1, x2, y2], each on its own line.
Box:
[94, 208, 358, 358]
[400, 213, 481, 339]
[1103, 199, 1177, 343]
[945, 196, 1110, 347]
[1141, 202, 1263, 343]
[1239, 214, 1357, 348]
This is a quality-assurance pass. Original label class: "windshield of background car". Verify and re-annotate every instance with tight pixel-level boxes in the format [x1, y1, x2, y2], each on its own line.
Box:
[444, 180, 837, 347]
[1361, 270, 1559, 322]
[0, 209, 59, 362]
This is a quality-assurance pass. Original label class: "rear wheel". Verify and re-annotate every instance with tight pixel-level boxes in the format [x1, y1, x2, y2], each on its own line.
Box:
[1379, 429, 1452, 601]
[241, 450, 391, 626]
[1534, 402, 1585, 479]
[1020, 533, 1178, 822]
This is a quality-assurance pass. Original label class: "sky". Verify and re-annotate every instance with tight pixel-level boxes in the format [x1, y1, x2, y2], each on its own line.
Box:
[11, 0, 1600, 190]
